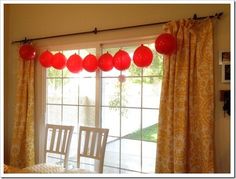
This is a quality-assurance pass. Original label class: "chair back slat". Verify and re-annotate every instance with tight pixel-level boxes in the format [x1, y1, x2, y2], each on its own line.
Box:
[61, 129, 68, 153]
[83, 130, 90, 155]
[89, 131, 97, 156]
[96, 132, 102, 158]
[45, 124, 74, 168]
[56, 128, 62, 152]
[49, 127, 56, 152]
[78, 126, 109, 173]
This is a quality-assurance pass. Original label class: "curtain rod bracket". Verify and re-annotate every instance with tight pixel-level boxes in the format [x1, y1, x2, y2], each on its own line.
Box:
[21, 37, 32, 44]
[93, 27, 98, 34]
[193, 14, 197, 20]
[216, 12, 223, 19]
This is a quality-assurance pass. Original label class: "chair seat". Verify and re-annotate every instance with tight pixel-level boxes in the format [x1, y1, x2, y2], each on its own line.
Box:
[65, 167, 96, 174]
[23, 163, 65, 173]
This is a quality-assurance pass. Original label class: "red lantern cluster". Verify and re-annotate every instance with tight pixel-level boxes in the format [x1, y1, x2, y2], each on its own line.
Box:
[19, 43, 36, 60]
[36, 32, 177, 74]
[155, 33, 177, 55]
[38, 47, 153, 73]
[19, 32, 178, 73]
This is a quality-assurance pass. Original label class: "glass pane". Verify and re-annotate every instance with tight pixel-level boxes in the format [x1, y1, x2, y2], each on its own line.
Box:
[47, 153, 63, 166]
[47, 67, 62, 78]
[79, 70, 96, 78]
[124, 62, 142, 77]
[102, 69, 120, 77]
[143, 43, 163, 77]
[47, 105, 61, 125]
[80, 158, 95, 171]
[63, 62, 85, 77]
[68, 160, 77, 169]
[121, 78, 141, 107]
[62, 67, 79, 77]
[142, 140, 157, 173]
[79, 106, 95, 127]
[142, 109, 159, 142]
[62, 106, 78, 132]
[103, 166, 120, 173]
[121, 108, 141, 137]
[122, 45, 141, 77]
[121, 138, 141, 171]
[102, 107, 120, 137]
[63, 49, 78, 58]
[79, 78, 96, 106]
[123, 45, 135, 56]
[47, 78, 62, 104]
[63, 78, 79, 105]
[142, 77, 162, 108]
[68, 133, 78, 168]
[104, 137, 120, 168]
[102, 78, 120, 107]
[79, 48, 96, 58]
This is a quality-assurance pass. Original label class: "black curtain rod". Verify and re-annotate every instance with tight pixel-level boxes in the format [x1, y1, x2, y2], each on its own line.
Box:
[11, 12, 223, 44]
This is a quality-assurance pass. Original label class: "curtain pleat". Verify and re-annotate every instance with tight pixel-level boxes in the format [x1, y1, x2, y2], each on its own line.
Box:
[156, 19, 214, 173]
[10, 55, 35, 168]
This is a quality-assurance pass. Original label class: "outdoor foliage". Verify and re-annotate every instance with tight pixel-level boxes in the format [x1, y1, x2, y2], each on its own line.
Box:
[47, 68, 69, 89]
[108, 82, 128, 118]
[124, 123, 158, 142]
[129, 53, 163, 83]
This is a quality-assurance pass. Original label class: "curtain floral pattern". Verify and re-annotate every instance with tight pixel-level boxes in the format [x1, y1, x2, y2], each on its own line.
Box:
[10, 55, 35, 168]
[156, 19, 214, 173]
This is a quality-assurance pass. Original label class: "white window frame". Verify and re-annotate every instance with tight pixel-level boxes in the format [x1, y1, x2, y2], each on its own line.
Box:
[35, 35, 160, 173]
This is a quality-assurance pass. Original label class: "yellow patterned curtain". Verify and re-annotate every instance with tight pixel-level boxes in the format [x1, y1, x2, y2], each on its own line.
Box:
[156, 19, 214, 173]
[10, 52, 35, 168]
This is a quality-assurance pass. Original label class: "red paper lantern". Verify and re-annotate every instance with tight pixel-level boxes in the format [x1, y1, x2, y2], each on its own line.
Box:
[113, 50, 131, 71]
[133, 44, 153, 67]
[98, 52, 113, 71]
[19, 43, 36, 60]
[66, 54, 83, 73]
[83, 54, 98, 72]
[155, 33, 177, 55]
[39, 50, 53, 68]
[51, 52, 66, 70]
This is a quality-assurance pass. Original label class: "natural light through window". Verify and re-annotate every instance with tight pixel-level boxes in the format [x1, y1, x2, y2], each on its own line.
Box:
[45, 41, 163, 173]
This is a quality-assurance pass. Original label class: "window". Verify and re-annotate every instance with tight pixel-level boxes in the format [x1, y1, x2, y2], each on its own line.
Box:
[44, 39, 163, 173]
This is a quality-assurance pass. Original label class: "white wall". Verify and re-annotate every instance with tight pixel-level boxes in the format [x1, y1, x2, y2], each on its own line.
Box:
[4, 4, 231, 172]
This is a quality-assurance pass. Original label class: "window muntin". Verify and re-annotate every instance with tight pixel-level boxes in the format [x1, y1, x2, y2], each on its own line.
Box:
[45, 40, 163, 173]
[45, 48, 97, 167]
[101, 43, 162, 173]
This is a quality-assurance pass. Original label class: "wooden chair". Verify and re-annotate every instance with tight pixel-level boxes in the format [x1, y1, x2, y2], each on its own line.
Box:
[67, 126, 109, 173]
[24, 124, 74, 173]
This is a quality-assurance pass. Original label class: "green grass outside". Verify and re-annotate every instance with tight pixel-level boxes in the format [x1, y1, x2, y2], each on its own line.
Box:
[124, 123, 158, 142]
